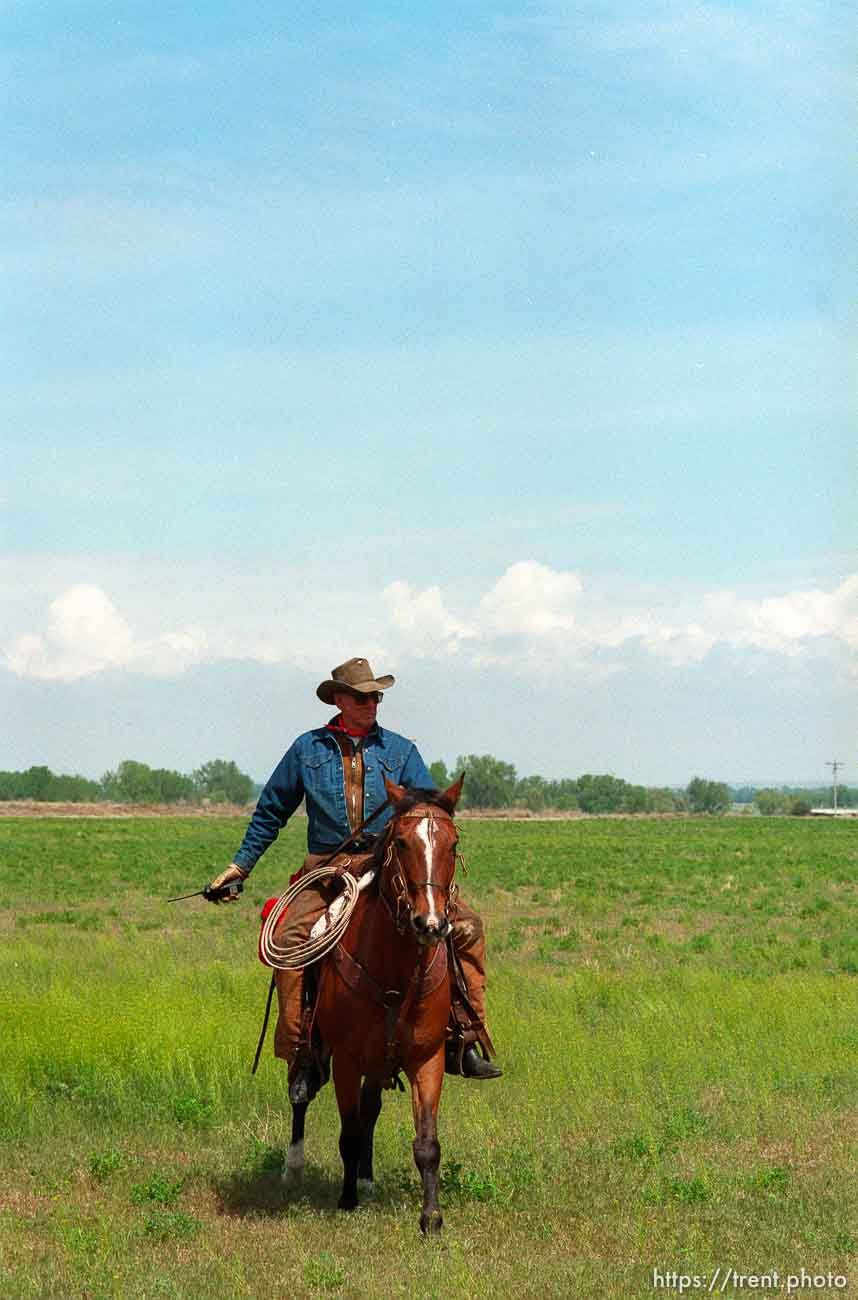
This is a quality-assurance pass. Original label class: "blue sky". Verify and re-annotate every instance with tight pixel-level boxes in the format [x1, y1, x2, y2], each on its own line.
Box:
[2, 1, 855, 785]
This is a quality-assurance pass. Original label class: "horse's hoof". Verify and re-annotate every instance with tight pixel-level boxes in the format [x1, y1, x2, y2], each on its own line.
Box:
[420, 1210, 443, 1235]
[338, 1195, 358, 1212]
[282, 1163, 303, 1191]
[357, 1178, 376, 1199]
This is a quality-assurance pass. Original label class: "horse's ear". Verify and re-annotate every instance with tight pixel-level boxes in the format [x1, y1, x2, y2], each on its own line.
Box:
[440, 772, 465, 811]
[383, 775, 407, 804]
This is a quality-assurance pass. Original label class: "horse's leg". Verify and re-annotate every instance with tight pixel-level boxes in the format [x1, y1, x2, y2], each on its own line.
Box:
[332, 1053, 363, 1211]
[357, 1081, 383, 1197]
[283, 1101, 307, 1190]
[410, 1048, 445, 1235]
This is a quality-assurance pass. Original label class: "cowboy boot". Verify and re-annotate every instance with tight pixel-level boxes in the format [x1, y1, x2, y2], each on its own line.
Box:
[449, 908, 502, 1079]
[461, 1043, 502, 1080]
[288, 1046, 322, 1105]
[286, 968, 330, 1105]
[445, 1032, 503, 1080]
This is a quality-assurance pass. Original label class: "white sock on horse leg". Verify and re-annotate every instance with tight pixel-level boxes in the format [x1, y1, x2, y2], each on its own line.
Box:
[283, 1139, 305, 1185]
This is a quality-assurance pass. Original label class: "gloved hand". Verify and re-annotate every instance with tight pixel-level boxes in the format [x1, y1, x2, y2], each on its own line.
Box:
[208, 863, 248, 901]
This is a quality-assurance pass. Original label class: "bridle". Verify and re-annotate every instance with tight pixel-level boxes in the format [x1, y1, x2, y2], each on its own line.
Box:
[379, 804, 460, 936]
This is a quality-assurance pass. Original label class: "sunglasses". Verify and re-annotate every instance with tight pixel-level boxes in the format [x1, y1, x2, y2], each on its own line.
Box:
[352, 692, 382, 704]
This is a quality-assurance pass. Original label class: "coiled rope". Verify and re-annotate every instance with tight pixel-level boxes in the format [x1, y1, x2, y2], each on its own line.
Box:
[258, 862, 377, 970]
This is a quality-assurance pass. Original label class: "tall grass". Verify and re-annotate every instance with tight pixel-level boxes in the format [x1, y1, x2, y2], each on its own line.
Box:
[1, 815, 856, 1298]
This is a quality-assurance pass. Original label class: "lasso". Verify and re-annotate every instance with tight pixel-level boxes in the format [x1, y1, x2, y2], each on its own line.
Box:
[258, 862, 377, 970]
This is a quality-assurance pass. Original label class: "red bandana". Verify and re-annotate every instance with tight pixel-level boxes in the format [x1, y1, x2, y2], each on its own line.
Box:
[326, 716, 371, 739]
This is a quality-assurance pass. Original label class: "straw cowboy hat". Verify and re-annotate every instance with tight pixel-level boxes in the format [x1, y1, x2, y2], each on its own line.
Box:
[316, 657, 395, 705]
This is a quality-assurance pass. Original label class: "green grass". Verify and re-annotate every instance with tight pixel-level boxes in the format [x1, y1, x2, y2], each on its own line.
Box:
[1, 815, 857, 1298]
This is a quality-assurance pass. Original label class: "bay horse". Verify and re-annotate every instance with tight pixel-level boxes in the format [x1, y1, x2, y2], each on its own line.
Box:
[284, 774, 464, 1234]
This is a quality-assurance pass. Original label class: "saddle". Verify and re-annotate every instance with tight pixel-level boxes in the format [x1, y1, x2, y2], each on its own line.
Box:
[292, 928, 494, 1091]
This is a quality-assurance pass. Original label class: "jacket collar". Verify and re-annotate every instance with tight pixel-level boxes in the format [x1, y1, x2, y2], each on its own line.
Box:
[316, 718, 384, 745]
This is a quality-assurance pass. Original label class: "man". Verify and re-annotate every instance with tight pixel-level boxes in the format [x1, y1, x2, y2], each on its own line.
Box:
[210, 656, 501, 1102]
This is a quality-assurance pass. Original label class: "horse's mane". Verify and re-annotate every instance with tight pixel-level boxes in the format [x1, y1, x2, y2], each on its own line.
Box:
[390, 787, 458, 816]
[369, 787, 457, 868]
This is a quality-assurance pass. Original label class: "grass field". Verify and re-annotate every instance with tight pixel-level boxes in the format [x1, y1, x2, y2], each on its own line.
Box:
[1, 814, 857, 1299]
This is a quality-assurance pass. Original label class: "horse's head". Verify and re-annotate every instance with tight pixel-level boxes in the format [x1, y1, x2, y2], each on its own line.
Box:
[380, 774, 465, 945]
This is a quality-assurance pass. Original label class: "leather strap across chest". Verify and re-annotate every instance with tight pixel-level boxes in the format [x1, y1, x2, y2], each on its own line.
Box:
[331, 938, 449, 1006]
[331, 939, 450, 1085]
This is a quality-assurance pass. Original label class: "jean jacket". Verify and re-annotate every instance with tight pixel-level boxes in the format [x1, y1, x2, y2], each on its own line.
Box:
[232, 721, 434, 871]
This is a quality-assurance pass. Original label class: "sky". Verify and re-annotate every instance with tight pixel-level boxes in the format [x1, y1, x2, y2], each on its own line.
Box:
[2, 0, 855, 787]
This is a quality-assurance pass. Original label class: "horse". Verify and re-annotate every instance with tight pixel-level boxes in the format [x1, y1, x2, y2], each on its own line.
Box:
[284, 774, 464, 1234]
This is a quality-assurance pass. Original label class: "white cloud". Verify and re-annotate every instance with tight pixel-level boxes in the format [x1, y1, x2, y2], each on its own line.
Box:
[384, 563, 858, 680]
[383, 581, 474, 655]
[3, 584, 212, 681]
[477, 561, 582, 636]
[701, 576, 858, 657]
[4, 567, 856, 686]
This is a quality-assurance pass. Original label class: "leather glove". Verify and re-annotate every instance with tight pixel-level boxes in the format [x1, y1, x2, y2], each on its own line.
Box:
[208, 863, 248, 901]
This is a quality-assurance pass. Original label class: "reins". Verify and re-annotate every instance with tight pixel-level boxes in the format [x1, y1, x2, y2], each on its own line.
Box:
[379, 806, 459, 935]
[252, 796, 459, 1076]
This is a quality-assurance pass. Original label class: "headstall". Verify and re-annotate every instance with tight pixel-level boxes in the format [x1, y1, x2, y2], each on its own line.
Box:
[381, 806, 459, 934]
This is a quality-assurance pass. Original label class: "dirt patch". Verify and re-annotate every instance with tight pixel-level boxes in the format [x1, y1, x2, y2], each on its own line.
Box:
[0, 800, 687, 822]
[457, 808, 686, 821]
[0, 800, 261, 818]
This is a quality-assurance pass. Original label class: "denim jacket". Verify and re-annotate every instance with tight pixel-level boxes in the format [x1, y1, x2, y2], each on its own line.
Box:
[232, 721, 434, 871]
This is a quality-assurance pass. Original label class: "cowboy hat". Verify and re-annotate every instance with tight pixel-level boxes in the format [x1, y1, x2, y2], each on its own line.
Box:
[316, 657, 395, 705]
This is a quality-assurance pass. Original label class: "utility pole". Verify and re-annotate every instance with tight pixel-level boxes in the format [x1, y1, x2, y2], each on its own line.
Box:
[826, 760, 843, 811]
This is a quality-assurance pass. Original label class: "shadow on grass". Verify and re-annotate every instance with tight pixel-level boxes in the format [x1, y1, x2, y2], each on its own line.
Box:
[214, 1162, 341, 1218]
[215, 1160, 421, 1221]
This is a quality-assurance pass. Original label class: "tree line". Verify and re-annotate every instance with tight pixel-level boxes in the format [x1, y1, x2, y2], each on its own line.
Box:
[0, 759, 256, 806]
[2, 754, 852, 815]
[431, 758, 855, 815]
[432, 756, 711, 814]
[740, 786, 857, 815]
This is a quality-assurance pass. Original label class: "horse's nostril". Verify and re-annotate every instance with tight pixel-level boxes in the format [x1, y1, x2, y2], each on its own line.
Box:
[413, 913, 428, 931]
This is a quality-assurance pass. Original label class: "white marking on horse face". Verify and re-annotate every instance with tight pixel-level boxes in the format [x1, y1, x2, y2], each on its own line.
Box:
[415, 819, 439, 926]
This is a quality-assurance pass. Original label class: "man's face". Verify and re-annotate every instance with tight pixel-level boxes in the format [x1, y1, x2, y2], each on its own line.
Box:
[333, 689, 381, 731]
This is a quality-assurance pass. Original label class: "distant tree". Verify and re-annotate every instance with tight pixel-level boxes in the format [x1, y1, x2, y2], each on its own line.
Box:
[193, 759, 254, 805]
[790, 798, 812, 816]
[577, 774, 630, 814]
[152, 768, 196, 803]
[101, 760, 160, 803]
[647, 787, 684, 813]
[46, 772, 101, 801]
[0, 771, 21, 800]
[429, 759, 450, 791]
[755, 788, 786, 816]
[514, 774, 549, 811]
[454, 754, 517, 808]
[686, 777, 730, 815]
[22, 765, 53, 800]
[543, 779, 580, 811]
[0, 768, 101, 801]
[622, 784, 651, 813]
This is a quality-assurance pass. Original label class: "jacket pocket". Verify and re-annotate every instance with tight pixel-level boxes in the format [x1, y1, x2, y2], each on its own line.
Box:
[378, 755, 405, 781]
[304, 751, 337, 789]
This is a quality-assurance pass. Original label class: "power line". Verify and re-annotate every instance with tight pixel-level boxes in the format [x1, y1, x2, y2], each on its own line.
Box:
[826, 760, 844, 811]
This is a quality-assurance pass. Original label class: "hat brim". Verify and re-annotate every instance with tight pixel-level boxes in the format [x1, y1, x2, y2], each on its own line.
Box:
[316, 674, 395, 705]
